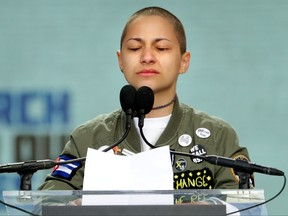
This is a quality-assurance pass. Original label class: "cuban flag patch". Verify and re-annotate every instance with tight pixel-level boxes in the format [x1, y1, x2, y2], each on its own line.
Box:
[51, 154, 81, 180]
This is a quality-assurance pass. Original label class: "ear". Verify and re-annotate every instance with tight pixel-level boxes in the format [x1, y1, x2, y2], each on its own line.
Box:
[179, 51, 190, 74]
[116, 50, 123, 72]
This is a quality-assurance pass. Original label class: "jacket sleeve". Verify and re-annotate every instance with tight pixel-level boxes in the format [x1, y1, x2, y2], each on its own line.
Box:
[38, 135, 85, 190]
[212, 121, 252, 189]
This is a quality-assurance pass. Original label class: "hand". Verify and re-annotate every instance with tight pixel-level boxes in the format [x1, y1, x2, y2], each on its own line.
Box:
[67, 198, 82, 206]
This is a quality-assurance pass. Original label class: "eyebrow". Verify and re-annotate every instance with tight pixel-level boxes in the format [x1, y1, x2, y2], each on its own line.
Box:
[126, 37, 173, 43]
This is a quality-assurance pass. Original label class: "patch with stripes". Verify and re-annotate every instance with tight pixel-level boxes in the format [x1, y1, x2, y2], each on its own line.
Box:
[51, 154, 81, 180]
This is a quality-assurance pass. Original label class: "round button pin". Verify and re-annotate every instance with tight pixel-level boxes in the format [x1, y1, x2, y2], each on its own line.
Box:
[178, 134, 192, 147]
[196, 128, 211, 138]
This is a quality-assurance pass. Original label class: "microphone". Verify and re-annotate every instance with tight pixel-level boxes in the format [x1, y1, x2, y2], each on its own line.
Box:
[0, 159, 57, 173]
[0, 158, 86, 190]
[135, 86, 154, 128]
[120, 85, 137, 130]
[204, 155, 284, 176]
[0, 157, 87, 174]
[169, 151, 284, 176]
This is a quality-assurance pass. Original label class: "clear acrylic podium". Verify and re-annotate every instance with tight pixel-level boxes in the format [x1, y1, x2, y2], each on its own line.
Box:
[2, 189, 268, 216]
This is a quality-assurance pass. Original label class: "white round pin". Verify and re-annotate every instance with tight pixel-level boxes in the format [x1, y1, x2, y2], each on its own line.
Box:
[178, 134, 192, 147]
[196, 128, 211, 138]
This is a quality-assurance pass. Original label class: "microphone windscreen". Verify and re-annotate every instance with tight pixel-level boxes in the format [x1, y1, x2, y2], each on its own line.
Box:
[136, 86, 154, 114]
[120, 85, 137, 113]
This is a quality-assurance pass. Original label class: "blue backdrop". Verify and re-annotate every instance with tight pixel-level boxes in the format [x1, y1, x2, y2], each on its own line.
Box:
[0, 0, 287, 215]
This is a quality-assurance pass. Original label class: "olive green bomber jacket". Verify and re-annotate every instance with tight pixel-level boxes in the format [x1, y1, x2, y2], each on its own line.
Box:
[39, 99, 250, 191]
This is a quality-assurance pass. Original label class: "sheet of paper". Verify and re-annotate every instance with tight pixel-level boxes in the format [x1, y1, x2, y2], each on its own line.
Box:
[82, 146, 174, 205]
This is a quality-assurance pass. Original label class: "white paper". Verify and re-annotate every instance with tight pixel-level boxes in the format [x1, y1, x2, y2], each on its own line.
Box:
[82, 146, 174, 205]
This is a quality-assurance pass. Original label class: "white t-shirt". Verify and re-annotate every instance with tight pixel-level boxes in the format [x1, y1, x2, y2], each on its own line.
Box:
[133, 115, 172, 151]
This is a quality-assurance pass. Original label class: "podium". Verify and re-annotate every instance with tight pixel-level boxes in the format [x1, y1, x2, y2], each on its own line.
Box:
[2, 189, 268, 216]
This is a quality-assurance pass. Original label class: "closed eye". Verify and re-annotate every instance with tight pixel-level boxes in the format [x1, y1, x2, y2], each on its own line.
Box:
[128, 47, 141, 52]
[157, 47, 169, 51]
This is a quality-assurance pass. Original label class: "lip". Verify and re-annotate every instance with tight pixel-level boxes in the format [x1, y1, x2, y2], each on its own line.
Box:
[137, 69, 159, 77]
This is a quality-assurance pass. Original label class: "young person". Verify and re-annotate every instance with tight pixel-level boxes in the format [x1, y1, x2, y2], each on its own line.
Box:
[39, 6, 253, 191]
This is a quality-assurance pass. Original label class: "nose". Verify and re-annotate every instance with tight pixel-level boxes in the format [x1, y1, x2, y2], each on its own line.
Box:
[140, 47, 156, 64]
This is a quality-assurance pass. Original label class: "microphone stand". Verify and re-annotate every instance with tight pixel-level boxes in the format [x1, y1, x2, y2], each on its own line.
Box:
[19, 168, 35, 191]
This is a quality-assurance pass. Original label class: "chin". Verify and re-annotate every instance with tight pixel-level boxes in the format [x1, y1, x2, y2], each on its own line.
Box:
[130, 84, 153, 91]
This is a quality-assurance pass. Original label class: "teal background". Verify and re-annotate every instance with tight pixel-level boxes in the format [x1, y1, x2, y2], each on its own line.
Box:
[0, 0, 287, 215]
